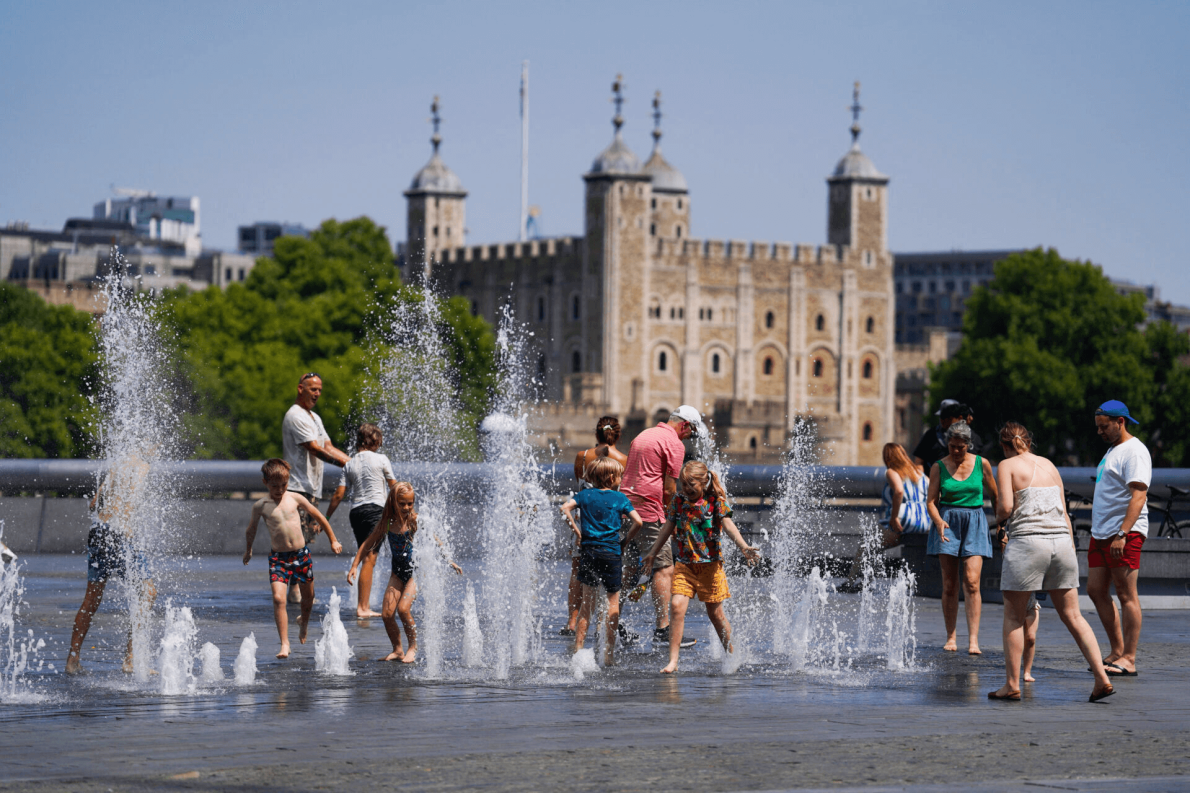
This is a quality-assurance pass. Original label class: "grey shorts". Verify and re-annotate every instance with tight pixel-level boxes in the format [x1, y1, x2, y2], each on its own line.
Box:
[1002, 534, 1079, 592]
[628, 520, 674, 571]
[291, 492, 319, 544]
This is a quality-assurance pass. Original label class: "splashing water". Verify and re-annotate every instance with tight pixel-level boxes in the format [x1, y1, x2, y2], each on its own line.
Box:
[570, 648, 598, 681]
[93, 259, 185, 682]
[199, 642, 223, 684]
[314, 587, 354, 675]
[160, 603, 198, 695]
[461, 581, 484, 667]
[885, 569, 917, 671]
[233, 634, 259, 685]
[366, 290, 466, 676]
[474, 307, 553, 679]
[0, 524, 47, 703]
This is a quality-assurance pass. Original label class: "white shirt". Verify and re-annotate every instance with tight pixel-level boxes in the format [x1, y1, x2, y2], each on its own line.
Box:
[282, 404, 330, 496]
[1091, 436, 1152, 539]
[338, 450, 395, 510]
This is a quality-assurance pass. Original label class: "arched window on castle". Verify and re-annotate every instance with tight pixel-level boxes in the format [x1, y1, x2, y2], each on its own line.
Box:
[866, 316, 875, 333]
[749, 436, 758, 451]
[763, 357, 774, 376]
[571, 351, 581, 373]
[862, 422, 873, 441]
[765, 311, 774, 329]
[658, 350, 668, 372]
[711, 353, 721, 374]
[815, 314, 825, 331]
[812, 358, 824, 378]
[863, 360, 873, 379]
[675, 225, 683, 239]
[572, 296, 581, 321]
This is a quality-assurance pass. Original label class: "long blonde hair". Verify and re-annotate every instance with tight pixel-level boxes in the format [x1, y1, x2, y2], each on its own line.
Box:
[882, 443, 920, 484]
[380, 481, 418, 534]
[680, 460, 727, 502]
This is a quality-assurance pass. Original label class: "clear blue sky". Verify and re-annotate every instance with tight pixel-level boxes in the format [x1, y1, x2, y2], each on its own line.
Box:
[3, 1, 1188, 302]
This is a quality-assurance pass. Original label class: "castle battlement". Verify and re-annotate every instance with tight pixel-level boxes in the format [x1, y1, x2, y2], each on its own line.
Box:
[651, 237, 854, 266]
[440, 236, 578, 265]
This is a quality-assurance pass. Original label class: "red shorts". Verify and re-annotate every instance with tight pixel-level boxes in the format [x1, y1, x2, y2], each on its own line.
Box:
[1088, 533, 1144, 570]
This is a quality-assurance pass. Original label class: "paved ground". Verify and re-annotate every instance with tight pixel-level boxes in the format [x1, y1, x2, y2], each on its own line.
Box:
[1, 555, 1187, 792]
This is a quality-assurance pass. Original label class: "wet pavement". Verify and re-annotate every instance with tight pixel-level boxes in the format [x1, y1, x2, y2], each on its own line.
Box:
[1, 555, 1188, 792]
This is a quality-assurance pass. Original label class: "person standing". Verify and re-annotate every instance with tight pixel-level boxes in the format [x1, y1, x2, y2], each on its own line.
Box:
[621, 405, 705, 648]
[1087, 400, 1150, 677]
[925, 421, 998, 655]
[990, 422, 1113, 702]
[282, 372, 350, 601]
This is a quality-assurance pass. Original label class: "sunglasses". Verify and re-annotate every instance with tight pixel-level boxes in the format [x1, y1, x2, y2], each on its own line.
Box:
[299, 372, 321, 384]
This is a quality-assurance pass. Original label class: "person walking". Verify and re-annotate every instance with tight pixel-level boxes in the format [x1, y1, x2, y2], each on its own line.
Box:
[282, 372, 350, 601]
[621, 406, 705, 649]
[925, 421, 998, 654]
[989, 422, 1114, 702]
[1087, 400, 1150, 677]
[560, 416, 629, 637]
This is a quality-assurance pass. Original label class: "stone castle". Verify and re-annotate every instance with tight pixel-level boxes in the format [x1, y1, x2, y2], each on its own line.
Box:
[401, 81, 895, 465]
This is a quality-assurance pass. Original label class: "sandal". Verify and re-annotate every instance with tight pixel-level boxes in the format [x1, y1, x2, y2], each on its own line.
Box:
[987, 690, 1021, 701]
[1089, 685, 1115, 703]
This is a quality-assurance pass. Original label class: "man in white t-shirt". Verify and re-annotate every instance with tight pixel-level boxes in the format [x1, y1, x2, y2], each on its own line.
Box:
[282, 373, 350, 599]
[1087, 399, 1150, 677]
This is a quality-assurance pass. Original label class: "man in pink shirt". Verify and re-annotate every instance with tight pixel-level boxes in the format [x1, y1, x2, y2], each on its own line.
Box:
[623, 405, 705, 646]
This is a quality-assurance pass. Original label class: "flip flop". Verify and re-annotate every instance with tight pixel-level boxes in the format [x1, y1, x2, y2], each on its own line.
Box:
[987, 690, 1021, 701]
[1104, 664, 1138, 677]
[1089, 685, 1115, 703]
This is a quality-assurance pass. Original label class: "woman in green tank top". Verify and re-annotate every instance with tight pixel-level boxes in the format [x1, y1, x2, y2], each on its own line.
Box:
[926, 420, 998, 655]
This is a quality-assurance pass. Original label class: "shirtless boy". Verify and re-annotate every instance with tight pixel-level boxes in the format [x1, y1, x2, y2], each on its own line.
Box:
[244, 458, 343, 658]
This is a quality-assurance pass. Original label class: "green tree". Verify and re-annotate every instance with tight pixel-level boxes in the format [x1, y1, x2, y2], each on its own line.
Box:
[929, 248, 1154, 465]
[1142, 320, 1190, 467]
[0, 283, 98, 457]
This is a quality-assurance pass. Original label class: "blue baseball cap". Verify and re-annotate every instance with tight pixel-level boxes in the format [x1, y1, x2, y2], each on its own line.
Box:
[1096, 400, 1139, 424]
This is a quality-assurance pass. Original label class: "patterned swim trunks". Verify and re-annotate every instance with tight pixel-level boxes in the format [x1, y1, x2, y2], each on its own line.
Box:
[269, 546, 313, 585]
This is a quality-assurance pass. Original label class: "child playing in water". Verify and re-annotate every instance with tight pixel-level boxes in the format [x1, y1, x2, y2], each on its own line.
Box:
[243, 458, 343, 659]
[347, 482, 462, 663]
[642, 460, 760, 674]
[559, 457, 643, 666]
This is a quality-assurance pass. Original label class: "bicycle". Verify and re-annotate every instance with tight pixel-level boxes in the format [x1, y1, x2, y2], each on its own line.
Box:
[1151, 486, 1190, 538]
[1064, 489, 1094, 548]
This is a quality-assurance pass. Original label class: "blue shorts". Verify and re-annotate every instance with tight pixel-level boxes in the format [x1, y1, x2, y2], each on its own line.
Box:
[927, 506, 993, 558]
[576, 549, 622, 593]
[86, 522, 148, 583]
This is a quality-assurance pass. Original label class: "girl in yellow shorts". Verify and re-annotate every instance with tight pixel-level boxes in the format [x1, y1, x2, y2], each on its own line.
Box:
[642, 461, 760, 674]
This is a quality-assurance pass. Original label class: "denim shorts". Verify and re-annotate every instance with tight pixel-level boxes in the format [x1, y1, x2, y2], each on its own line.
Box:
[86, 522, 149, 583]
[927, 506, 993, 558]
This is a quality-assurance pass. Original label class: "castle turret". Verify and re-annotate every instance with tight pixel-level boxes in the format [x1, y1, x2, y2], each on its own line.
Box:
[827, 82, 889, 262]
[583, 75, 652, 414]
[405, 96, 467, 278]
[642, 91, 690, 241]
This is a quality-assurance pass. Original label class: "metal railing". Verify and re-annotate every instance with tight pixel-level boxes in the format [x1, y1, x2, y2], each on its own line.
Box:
[3, 459, 1186, 500]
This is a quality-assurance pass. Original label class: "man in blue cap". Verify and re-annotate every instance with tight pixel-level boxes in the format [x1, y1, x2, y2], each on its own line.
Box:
[1087, 399, 1150, 677]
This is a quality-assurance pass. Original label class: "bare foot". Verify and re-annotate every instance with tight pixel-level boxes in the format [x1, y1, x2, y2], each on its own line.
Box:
[356, 609, 381, 619]
[942, 640, 958, 652]
[604, 651, 616, 667]
[1023, 672, 1036, 682]
[968, 646, 982, 656]
[988, 685, 1020, 700]
[401, 644, 418, 664]
[122, 656, 134, 674]
[298, 616, 309, 645]
[276, 644, 290, 659]
[660, 661, 678, 674]
[382, 649, 404, 662]
[65, 657, 83, 676]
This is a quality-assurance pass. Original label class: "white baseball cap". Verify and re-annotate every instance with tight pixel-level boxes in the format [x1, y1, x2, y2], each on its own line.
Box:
[671, 405, 707, 437]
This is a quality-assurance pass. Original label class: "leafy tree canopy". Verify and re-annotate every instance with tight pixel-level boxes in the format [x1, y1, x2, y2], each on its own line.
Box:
[929, 248, 1190, 466]
[0, 283, 98, 458]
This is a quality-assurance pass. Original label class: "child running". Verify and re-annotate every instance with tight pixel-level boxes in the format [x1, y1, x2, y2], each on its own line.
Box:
[347, 482, 462, 663]
[560, 457, 643, 666]
[244, 458, 343, 659]
[642, 461, 760, 674]
[325, 423, 397, 618]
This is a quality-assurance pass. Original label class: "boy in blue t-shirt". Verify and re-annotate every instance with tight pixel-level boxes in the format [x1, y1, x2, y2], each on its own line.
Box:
[560, 456, 643, 665]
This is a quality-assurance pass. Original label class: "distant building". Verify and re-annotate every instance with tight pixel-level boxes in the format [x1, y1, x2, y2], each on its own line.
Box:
[893, 250, 1015, 344]
[1, 219, 253, 314]
[237, 221, 309, 256]
[94, 190, 201, 256]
